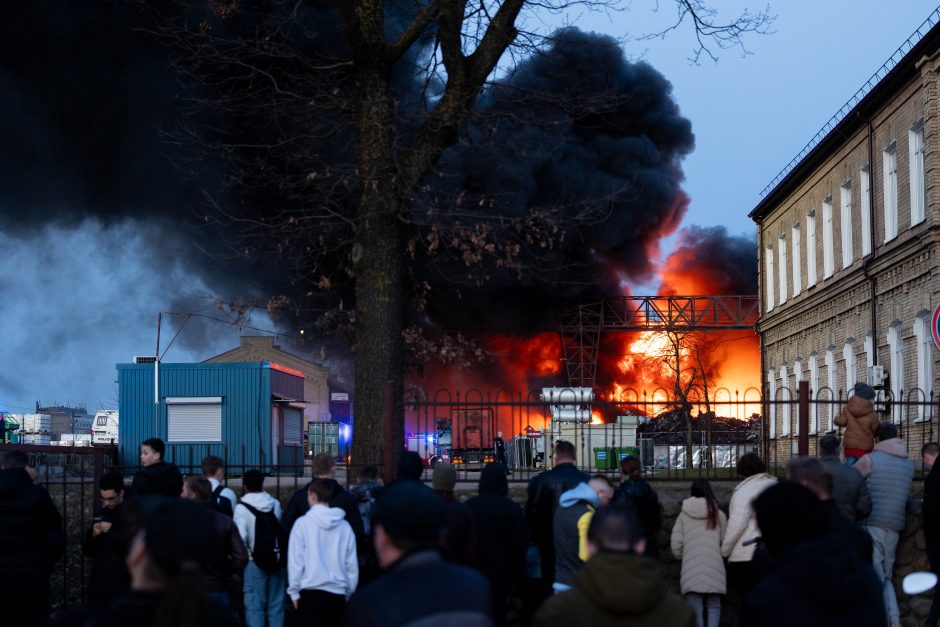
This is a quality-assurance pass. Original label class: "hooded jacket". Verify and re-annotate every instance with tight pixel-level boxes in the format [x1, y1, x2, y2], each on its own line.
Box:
[525, 462, 589, 583]
[740, 534, 884, 627]
[721, 473, 777, 562]
[282, 478, 365, 552]
[819, 454, 871, 521]
[834, 396, 879, 452]
[670, 497, 727, 594]
[465, 464, 528, 622]
[534, 551, 695, 627]
[553, 483, 600, 588]
[234, 490, 282, 557]
[131, 461, 183, 498]
[287, 503, 358, 600]
[0, 467, 63, 590]
[854, 438, 914, 532]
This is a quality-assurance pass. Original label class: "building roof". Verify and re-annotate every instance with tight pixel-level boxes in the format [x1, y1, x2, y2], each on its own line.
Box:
[750, 9, 940, 222]
[205, 336, 330, 376]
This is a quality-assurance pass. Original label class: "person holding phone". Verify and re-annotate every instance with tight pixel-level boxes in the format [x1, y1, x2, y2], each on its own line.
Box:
[83, 471, 131, 605]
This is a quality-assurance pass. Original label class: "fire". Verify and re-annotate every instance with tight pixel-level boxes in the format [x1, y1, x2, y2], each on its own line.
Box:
[591, 410, 604, 425]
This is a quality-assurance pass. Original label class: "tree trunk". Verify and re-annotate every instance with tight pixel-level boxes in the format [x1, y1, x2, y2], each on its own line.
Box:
[350, 61, 405, 473]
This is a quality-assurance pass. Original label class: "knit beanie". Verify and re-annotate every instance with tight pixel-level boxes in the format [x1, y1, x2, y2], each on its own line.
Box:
[853, 382, 876, 400]
[432, 463, 457, 492]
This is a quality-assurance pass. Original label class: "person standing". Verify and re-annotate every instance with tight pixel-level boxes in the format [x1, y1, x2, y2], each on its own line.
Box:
[834, 383, 880, 465]
[670, 478, 726, 627]
[466, 462, 529, 626]
[83, 471, 131, 605]
[288, 479, 358, 625]
[535, 503, 695, 627]
[721, 453, 776, 607]
[234, 469, 286, 627]
[854, 422, 914, 627]
[923, 442, 940, 627]
[494, 432, 508, 470]
[553, 476, 613, 593]
[614, 456, 662, 558]
[202, 455, 237, 517]
[431, 463, 478, 565]
[0, 449, 63, 627]
[181, 476, 249, 610]
[345, 480, 491, 627]
[131, 438, 183, 498]
[525, 440, 589, 588]
[817, 434, 871, 521]
[282, 453, 364, 550]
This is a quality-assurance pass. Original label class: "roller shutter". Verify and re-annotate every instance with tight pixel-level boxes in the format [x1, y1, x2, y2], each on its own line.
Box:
[167, 397, 222, 442]
[283, 407, 303, 446]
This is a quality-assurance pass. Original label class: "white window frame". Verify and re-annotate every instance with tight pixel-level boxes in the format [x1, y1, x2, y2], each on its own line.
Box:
[778, 236, 788, 304]
[910, 121, 926, 226]
[840, 182, 853, 268]
[915, 314, 934, 422]
[864, 333, 875, 383]
[822, 198, 835, 278]
[765, 246, 775, 311]
[888, 323, 904, 422]
[767, 369, 777, 439]
[825, 348, 837, 431]
[883, 143, 898, 242]
[860, 166, 872, 256]
[806, 211, 817, 287]
[809, 353, 820, 434]
[780, 365, 791, 435]
[791, 224, 802, 296]
[843, 341, 857, 392]
[166, 396, 223, 443]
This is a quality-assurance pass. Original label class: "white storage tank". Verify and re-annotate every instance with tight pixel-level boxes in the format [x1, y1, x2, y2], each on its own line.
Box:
[21, 433, 51, 445]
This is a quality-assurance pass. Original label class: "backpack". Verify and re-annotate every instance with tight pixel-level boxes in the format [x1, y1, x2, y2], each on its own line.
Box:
[212, 484, 234, 518]
[239, 502, 284, 572]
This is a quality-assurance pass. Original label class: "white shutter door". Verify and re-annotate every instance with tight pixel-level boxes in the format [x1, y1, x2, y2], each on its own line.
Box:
[168, 403, 222, 442]
[283, 408, 303, 446]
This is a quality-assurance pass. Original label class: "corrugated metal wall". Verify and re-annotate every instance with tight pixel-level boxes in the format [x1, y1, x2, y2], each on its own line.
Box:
[271, 365, 305, 401]
[118, 362, 276, 468]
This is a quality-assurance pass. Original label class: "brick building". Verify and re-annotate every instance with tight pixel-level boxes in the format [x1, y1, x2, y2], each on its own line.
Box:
[750, 15, 940, 461]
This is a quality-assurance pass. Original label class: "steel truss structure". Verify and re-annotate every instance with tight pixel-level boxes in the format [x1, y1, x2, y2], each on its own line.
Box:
[559, 296, 759, 388]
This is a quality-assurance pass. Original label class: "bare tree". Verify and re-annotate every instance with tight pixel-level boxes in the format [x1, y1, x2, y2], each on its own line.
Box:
[149, 0, 772, 468]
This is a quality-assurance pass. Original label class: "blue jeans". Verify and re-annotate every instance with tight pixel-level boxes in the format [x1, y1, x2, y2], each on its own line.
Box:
[243, 560, 287, 627]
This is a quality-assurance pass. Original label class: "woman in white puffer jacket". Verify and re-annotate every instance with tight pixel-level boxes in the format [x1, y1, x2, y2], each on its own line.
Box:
[671, 478, 727, 627]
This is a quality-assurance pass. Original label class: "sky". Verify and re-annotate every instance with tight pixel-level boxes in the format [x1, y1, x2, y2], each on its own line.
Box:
[0, 1, 938, 414]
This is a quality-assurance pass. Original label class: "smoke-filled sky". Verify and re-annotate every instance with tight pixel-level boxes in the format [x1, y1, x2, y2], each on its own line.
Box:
[1, 1, 936, 412]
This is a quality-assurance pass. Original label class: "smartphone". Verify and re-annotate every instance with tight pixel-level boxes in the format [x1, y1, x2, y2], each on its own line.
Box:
[91, 516, 103, 524]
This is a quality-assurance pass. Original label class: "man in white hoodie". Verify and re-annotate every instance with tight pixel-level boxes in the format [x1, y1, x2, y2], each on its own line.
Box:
[234, 469, 285, 627]
[287, 478, 359, 624]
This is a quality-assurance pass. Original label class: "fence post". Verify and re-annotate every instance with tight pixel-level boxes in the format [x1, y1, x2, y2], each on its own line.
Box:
[798, 380, 809, 456]
[383, 380, 395, 485]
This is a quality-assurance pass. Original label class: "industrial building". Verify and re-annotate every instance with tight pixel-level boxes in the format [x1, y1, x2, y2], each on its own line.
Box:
[117, 360, 305, 469]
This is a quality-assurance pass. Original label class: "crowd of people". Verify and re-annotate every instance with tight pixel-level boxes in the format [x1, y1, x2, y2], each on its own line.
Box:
[0, 384, 936, 627]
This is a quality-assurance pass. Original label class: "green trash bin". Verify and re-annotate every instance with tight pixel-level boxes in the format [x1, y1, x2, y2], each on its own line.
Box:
[593, 447, 616, 471]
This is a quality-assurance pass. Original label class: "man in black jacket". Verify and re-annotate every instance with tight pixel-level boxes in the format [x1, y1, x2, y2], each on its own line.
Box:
[525, 440, 588, 615]
[282, 453, 364, 548]
[83, 471, 131, 605]
[0, 449, 63, 627]
[345, 480, 491, 627]
[922, 442, 940, 626]
[131, 438, 183, 498]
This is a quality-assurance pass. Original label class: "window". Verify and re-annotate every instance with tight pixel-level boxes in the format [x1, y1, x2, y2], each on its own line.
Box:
[915, 314, 934, 421]
[840, 182, 853, 268]
[167, 397, 222, 442]
[778, 236, 788, 304]
[765, 246, 775, 311]
[883, 144, 898, 242]
[860, 167, 872, 256]
[767, 369, 777, 438]
[809, 353, 820, 433]
[822, 198, 834, 278]
[864, 333, 875, 383]
[888, 323, 904, 421]
[791, 224, 802, 296]
[843, 341, 857, 391]
[825, 348, 837, 431]
[806, 211, 817, 287]
[910, 122, 926, 226]
[780, 365, 790, 435]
